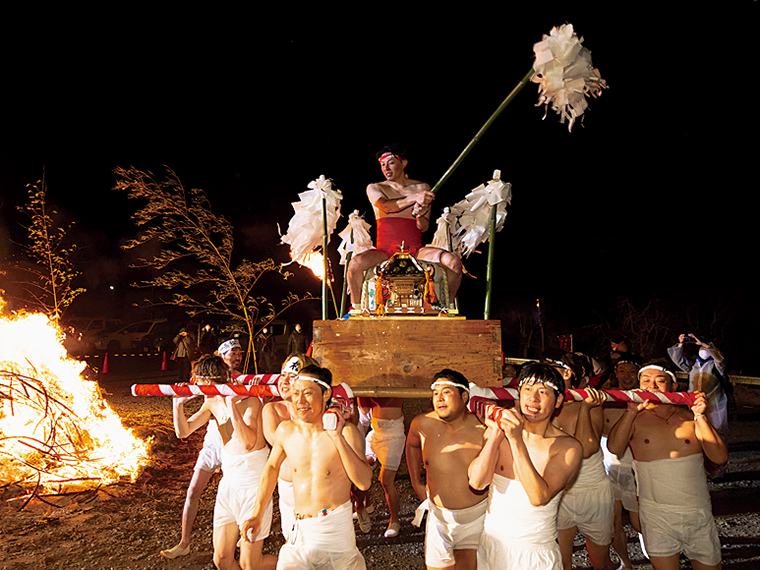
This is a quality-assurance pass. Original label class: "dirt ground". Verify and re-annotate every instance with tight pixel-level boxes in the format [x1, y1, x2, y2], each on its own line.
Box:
[2, 381, 760, 570]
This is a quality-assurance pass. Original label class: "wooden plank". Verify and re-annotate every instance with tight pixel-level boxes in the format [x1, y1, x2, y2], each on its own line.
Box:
[312, 319, 502, 387]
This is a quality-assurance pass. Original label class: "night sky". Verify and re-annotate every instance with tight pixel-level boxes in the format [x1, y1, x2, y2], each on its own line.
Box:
[0, 7, 756, 368]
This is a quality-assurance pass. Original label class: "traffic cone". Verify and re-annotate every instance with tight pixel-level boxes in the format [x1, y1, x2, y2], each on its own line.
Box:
[102, 352, 110, 375]
[161, 351, 168, 372]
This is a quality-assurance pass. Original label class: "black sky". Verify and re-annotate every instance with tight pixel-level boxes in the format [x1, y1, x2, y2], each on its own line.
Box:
[0, 7, 756, 365]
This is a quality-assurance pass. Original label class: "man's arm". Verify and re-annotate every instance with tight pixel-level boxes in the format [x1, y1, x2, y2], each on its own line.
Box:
[501, 410, 582, 506]
[468, 420, 504, 491]
[573, 389, 605, 458]
[326, 411, 372, 491]
[229, 395, 261, 451]
[261, 402, 280, 447]
[405, 416, 427, 502]
[367, 183, 434, 216]
[692, 392, 729, 464]
[607, 401, 644, 457]
[241, 426, 287, 542]
[172, 396, 212, 439]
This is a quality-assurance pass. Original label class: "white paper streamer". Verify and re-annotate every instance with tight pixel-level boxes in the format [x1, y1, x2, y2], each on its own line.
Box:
[336, 210, 374, 265]
[281, 175, 343, 264]
[448, 170, 512, 258]
[532, 23, 607, 131]
[430, 207, 453, 251]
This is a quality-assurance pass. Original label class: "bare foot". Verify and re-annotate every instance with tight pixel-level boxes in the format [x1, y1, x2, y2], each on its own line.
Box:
[160, 543, 191, 559]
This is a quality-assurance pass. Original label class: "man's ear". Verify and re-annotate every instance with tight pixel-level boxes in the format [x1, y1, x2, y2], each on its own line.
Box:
[555, 393, 565, 409]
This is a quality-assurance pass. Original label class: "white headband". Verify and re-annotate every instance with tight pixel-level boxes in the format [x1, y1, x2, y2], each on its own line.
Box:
[218, 339, 241, 355]
[281, 356, 301, 375]
[430, 379, 470, 392]
[638, 365, 677, 383]
[545, 358, 570, 370]
[518, 377, 560, 393]
[295, 374, 331, 392]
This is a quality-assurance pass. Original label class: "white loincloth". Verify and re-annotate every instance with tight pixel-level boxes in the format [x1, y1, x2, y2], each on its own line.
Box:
[633, 454, 720, 565]
[213, 446, 273, 542]
[278, 477, 295, 540]
[277, 501, 365, 570]
[601, 435, 638, 512]
[557, 449, 614, 545]
[365, 416, 405, 471]
[194, 420, 223, 473]
[424, 499, 488, 568]
[478, 474, 563, 570]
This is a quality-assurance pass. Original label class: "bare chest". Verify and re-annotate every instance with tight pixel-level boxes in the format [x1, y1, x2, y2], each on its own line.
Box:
[630, 411, 700, 460]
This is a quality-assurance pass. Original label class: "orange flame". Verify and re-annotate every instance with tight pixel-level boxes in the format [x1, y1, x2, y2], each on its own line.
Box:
[297, 250, 325, 281]
[0, 296, 151, 495]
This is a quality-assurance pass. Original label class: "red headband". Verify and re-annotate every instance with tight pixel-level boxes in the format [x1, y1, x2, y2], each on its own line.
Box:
[378, 152, 399, 164]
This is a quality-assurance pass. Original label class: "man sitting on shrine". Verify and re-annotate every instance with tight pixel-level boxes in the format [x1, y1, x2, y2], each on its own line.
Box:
[347, 144, 462, 312]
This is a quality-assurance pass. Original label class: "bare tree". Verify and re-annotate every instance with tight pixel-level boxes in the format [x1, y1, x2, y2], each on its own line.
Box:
[15, 170, 84, 323]
[114, 166, 313, 372]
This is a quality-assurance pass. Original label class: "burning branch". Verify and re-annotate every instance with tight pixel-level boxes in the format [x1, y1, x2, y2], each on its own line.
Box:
[0, 304, 151, 508]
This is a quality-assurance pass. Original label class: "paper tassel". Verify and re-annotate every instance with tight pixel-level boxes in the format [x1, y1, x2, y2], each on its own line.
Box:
[281, 175, 342, 264]
[532, 23, 607, 131]
[430, 207, 453, 251]
[449, 171, 512, 258]
[336, 210, 374, 266]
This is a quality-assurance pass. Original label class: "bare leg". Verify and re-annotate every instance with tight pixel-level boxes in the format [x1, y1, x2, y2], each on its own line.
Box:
[160, 468, 214, 559]
[610, 500, 633, 568]
[417, 247, 463, 302]
[557, 526, 577, 570]
[347, 250, 389, 305]
[213, 523, 277, 570]
[380, 466, 400, 534]
[648, 554, 682, 570]
[628, 509, 640, 533]
[427, 547, 477, 570]
[213, 522, 243, 570]
[585, 537, 616, 570]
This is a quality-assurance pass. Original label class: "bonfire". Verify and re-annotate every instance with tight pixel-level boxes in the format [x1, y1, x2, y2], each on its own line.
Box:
[0, 297, 151, 507]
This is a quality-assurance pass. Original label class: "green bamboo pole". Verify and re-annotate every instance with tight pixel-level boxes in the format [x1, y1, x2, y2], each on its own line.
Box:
[430, 67, 535, 195]
[321, 189, 328, 320]
[339, 226, 354, 317]
[483, 202, 498, 320]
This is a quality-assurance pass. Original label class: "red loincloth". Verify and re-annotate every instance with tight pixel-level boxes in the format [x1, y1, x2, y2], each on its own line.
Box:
[376, 217, 422, 256]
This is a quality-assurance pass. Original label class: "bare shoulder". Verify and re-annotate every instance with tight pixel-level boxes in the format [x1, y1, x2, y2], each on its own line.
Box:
[465, 413, 487, 433]
[367, 181, 393, 196]
[405, 180, 430, 191]
[547, 425, 583, 454]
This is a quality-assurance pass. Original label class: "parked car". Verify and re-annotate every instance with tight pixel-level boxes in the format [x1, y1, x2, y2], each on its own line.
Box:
[94, 319, 167, 352]
[62, 317, 123, 355]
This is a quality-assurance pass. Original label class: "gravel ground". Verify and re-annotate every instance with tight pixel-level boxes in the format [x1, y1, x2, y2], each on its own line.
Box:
[3, 375, 760, 569]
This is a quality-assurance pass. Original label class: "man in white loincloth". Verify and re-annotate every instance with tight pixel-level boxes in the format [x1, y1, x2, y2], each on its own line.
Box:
[358, 396, 406, 537]
[173, 354, 276, 570]
[242, 365, 372, 570]
[468, 362, 583, 570]
[160, 338, 246, 560]
[406, 369, 487, 570]
[601, 355, 643, 570]
[549, 357, 616, 570]
[607, 360, 728, 570]
[261, 353, 318, 540]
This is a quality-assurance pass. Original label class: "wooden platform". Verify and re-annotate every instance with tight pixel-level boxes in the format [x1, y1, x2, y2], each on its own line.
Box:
[312, 318, 502, 388]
